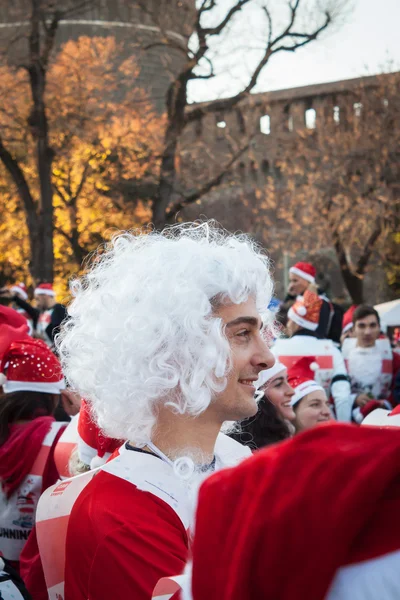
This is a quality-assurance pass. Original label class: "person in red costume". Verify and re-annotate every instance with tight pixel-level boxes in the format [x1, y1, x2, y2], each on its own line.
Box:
[183, 422, 400, 600]
[0, 337, 66, 571]
[34, 223, 275, 600]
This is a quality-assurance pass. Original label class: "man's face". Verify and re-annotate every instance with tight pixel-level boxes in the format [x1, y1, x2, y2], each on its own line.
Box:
[288, 273, 309, 297]
[210, 297, 275, 422]
[354, 314, 380, 348]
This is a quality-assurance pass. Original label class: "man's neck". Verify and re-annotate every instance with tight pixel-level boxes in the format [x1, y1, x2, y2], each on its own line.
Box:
[146, 408, 222, 465]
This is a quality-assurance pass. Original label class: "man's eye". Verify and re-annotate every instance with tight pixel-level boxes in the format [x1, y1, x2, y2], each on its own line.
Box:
[237, 329, 250, 337]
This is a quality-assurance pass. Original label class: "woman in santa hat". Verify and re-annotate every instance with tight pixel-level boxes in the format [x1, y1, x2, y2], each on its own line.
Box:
[231, 361, 295, 449]
[0, 337, 66, 570]
[287, 356, 332, 433]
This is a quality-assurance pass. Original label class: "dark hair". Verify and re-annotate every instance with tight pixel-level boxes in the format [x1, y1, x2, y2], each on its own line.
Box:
[353, 305, 380, 327]
[230, 396, 292, 450]
[0, 391, 58, 444]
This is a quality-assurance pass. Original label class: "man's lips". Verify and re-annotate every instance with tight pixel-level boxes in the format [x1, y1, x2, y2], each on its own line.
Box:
[239, 379, 257, 389]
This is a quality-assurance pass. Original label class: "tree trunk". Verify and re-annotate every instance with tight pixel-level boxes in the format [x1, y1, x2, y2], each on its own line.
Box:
[27, 0, 55, 282]
[28, 70, 54, 281]
[332, 229, 365, 304]
[339, 267, 364, 304]
[152, 77, 188, 229]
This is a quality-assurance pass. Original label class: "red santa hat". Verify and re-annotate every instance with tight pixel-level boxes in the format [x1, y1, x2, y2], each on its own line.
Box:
[0, 338, 64, 394]
[256, 359, 287, 390]
[288, 289, 322, 332]
[287, 356, 325, 406]
[10, 282, 28, 301]
[77, 399, 123, 468]
[189, 423, 400, 600]
[0, 305, 30, 366]
[34, 283, 55, 297]
[289, 261, 316, 284]
[342, 304, 357, 335]
[362, 404, 400, 428]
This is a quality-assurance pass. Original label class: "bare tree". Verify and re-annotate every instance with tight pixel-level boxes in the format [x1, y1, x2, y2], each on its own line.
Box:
[0, 0, 98, 283]
[134, 0, 347, 228]
[276, 72, 400, 303]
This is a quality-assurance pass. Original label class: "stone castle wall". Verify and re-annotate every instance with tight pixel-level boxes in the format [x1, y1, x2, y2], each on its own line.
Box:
[0, 0, 196, 112]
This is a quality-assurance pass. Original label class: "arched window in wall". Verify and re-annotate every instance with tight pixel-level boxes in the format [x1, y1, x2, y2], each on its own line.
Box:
[305, 108, 316, 129]
[260, 114, 271, 135]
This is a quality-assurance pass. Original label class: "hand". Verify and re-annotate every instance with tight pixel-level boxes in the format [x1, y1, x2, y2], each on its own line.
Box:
[355, 393, 371, 407]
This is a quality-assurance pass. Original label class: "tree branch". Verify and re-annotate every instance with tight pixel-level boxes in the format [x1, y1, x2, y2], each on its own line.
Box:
[0, 136, 37, 215]
[186, 2, 332, 123]
[166, 141, 251, 222]
[356, 223, 382, 275]
[201, 0, 251, 36]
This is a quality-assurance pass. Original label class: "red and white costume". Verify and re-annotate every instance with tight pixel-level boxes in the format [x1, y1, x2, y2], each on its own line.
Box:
[362, 404, 400, 428]
[342, 337, 400, 405]
[183, 423, 400, 600]
[0, 421, 65, 564]
[35, 434, 251, 600]
[0, 338, 66, 567]
[276, 290, 352, 421]
[53, 400, 123, 478]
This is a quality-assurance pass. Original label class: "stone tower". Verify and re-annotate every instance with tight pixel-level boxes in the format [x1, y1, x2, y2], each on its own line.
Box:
[0, 0, 196, 112]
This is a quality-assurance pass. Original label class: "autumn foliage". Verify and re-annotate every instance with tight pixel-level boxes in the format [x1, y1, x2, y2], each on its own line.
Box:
[0, 36, 162, 294]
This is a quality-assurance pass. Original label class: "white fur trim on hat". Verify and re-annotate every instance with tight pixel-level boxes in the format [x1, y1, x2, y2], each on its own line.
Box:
[256, 361, 286, 390]
[342, 322, 353, 334]
[11, 285, 28, 301]
[290, 380, 325, 406]
[288, 307, 318, 332]
[289, 266, 315, 284]
[3, 379, 65, 394]
[34, 287, 55, 297]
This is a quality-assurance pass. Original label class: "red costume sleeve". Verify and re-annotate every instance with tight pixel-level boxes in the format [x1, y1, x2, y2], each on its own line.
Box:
[65, 472, 189, 600]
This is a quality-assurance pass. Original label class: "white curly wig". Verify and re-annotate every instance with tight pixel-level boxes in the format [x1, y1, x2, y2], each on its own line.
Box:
[57, 222, 274, 444]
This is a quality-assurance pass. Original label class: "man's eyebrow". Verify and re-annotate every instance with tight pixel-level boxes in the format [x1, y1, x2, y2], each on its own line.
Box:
[226, 316, 263, 329]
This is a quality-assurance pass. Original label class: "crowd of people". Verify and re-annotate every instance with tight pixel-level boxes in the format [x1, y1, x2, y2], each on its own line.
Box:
[0, 222, 399, 600]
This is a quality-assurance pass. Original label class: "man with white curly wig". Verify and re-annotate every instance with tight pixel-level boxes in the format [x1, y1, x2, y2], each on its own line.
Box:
[51, 222, 275, 600]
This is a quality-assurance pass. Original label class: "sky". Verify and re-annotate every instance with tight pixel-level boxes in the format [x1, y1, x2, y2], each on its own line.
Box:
[188, 0, 400, 102]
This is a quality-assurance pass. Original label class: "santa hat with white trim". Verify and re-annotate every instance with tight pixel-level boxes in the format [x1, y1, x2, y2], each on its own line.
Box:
[77, 399, 123, 469]
[342, 305, 357, 335]
[287, 355, 325, 406]
[256, 359, 287, 390]
[188, 423, 400, 600]
[289, 261, 316, 284]
[10, 282, 28, 301]
[288, 289, 322, 332]
[34, 283, 55, 297]
[362, 404, 400, 428]
[0, 338, 64, 394]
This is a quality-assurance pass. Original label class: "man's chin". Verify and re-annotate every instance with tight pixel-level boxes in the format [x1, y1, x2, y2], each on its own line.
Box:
[237, 395, 258, 420]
